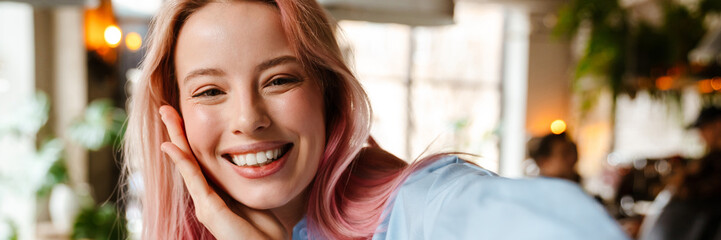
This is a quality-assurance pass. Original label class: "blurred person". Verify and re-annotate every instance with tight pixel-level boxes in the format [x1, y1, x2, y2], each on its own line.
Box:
[529, 132, 581, 183]
[122, 0, 629, 239]
[693, 106, 721, 152]
[639, 106, 721, 240]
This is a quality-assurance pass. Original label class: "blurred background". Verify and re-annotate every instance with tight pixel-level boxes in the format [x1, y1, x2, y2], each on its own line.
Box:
[0, 0, 720, 239]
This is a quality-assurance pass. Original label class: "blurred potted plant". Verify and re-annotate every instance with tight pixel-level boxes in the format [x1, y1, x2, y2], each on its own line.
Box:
[68, 99, 127, 151]
[64, 98, 127, 240]
[0, 91, 128, 239]
[0, 218, 19, 240]
[554, 0, 721, 113]
[71, 203, 127, 240]
[34, 98, 127, 237]
[0, 92, 64, 239]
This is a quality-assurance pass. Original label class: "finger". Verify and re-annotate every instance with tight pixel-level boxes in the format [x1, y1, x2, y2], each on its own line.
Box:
[159, 105, 192, 154]
[161, 142, 218, 206]
[162, 143, 267, 239]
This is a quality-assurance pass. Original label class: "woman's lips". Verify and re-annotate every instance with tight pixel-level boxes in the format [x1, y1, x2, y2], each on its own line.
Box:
[220, 141, 290, 156]
[223, 143, 293, 167]
[228, 144, 293, 179]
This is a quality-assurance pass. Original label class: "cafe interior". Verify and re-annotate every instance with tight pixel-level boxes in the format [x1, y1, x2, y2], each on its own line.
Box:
[0, 0, 720, 239]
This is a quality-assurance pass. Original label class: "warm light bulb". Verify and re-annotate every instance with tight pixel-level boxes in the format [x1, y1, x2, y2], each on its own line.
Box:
[712, 77, 721, 91]
[104, 25, 122, 47]
[699, 79, 714, 94]
[655, 76, 673, 91]
[125, 32, 142, 52]
[550, 120, 566, 135]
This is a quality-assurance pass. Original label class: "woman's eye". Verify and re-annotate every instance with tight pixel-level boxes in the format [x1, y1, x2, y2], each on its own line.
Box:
[267, 77, 300, 87]
[192, 88, 224, 98]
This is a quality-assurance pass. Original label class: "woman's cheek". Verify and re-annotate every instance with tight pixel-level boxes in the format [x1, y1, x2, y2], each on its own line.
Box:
[282, 88, 324, 127]
[183, 106, 224, 158]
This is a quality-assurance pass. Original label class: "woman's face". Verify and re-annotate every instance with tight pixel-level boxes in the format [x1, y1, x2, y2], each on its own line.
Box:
[174, 2, 325, 210]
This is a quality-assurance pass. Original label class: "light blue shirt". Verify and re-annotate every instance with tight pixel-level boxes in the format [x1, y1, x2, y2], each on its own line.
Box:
[292, 156, 629, 239]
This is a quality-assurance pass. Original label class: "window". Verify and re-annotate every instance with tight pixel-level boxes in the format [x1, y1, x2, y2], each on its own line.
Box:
[338, 1, 504, 170]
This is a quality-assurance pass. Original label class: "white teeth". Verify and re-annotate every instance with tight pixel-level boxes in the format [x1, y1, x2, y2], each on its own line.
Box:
[233, 155, 246, 166]
[245, 153, 257, 165]
[228, 146, 287, 166]
[256, 152, 267, 164]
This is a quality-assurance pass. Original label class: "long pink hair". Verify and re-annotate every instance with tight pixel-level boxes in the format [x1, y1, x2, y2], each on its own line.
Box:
[123, 0, 438, 239]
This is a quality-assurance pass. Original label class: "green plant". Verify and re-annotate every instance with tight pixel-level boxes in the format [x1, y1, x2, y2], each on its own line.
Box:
[554, 0, 721, 112]
[0, 91, 64, 197]
[0, 91, 129, 239]
[65, 99, 128, 239]
[0, 91, 63, 240]
[1, 218, 19, 240]
[0, 91, 50, 137]
[32, 98, 127, 198]
[68, 99, 127, 151]
[71, 203, 127, 240]
[36, 148, 70, 197]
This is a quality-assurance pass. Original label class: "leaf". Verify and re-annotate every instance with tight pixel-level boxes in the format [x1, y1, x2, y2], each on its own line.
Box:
[68, 99, 127, 151]
[71, 203, 127, 240]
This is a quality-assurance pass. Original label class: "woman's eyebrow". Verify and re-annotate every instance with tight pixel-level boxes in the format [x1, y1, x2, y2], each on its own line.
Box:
[183, 68, 225, 84]
[255, 55, 299, 72]
[182, 56, 297, 84]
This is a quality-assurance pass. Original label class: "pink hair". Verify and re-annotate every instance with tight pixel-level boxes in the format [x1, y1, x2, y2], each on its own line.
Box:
[123, 0, 439, 239]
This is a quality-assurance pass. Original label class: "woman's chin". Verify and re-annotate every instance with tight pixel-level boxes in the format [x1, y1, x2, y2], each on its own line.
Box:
[244, 202, 280, 210]
[233, 193, 289, 210]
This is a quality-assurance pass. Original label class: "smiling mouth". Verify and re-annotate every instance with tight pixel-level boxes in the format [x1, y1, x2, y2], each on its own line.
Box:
[222, 143, 293, 167]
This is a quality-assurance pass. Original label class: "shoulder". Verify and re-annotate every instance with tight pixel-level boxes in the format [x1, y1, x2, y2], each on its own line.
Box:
[374, 155, 629, 240]
[397, 155, 585, 206]
[641, 197, 721, 240]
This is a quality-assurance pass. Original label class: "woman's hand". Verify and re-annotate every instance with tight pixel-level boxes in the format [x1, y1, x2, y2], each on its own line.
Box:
[159, 105, 288, 240]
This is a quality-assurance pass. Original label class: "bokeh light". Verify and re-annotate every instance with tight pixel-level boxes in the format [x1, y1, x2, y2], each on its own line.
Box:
[550, 120, 566, 135]
[125, 32, 142, 52]
[699, 79, 714, 94]
[655, 76, 673, 91]
[711, 77, 721, 91]
[104, 25, 122, 47]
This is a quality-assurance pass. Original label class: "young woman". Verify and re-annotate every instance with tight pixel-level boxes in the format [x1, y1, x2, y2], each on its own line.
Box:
[124, 0, 628, 239]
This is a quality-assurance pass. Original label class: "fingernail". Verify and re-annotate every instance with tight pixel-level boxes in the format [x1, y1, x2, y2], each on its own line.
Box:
[159, 109, 166, 121]
[160, 143, 168, 152]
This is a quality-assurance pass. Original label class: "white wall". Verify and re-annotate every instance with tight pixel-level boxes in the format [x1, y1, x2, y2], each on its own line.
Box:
[0, 3, 38, 240]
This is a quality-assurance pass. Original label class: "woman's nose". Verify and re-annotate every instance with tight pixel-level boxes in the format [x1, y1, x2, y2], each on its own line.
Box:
[231, 96, 271, 135]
